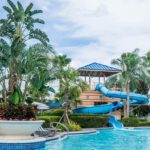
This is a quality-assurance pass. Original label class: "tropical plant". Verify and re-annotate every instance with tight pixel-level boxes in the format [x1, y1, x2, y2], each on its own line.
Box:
[21, 43, 55, 102]
[110, 49, 141, 117]
[55, 66, 88, 124]
[140, 51, 150, 94]
[0, 1, 55, 120]
[57, 121, 81, 131]
[0, 0, 49, 96]
[52, 54, 71, 90]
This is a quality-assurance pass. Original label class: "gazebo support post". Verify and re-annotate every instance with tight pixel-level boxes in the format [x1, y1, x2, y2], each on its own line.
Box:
[103, 74, 106, 83]
[89, 74, 91, 89]
[98, 76, 100, 83]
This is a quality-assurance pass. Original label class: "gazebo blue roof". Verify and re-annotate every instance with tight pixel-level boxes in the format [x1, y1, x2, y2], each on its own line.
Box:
[79, 62, 120, 71]
[78, 62, 120, 77]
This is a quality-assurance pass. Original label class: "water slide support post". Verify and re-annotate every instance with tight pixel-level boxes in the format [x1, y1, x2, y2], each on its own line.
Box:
[123, 99, 127, 118]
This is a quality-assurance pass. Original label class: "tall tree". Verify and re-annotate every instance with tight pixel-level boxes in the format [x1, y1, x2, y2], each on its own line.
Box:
[55, 66, 88, 124]
[21, 43, 55, 102]
[0, 1, 57, 108]
[141, 51, 150, 94]
[0, 0, 49, 95]
[52, 55, 71, 90]
[111, 50, 141, 117]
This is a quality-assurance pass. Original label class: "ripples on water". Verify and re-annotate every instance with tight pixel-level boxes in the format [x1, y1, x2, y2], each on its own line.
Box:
[42, 129, 150, 150]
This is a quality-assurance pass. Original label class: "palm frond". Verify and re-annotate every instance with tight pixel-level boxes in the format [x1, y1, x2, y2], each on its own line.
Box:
[17, 1, 24, 12]
[25, 3, 33, 14]
[29, 29, 49, 45]
[29, 10, 43, 16]
[3, 6, 12, 14]
[33, 18, 45, 24]
[7, 0, 17, 12]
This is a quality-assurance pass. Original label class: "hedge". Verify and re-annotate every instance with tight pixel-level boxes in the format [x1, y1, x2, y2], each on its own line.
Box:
[38, 109, 71, 116]
[70, 114, 108, 128]
[122, 117, 140, 127]
[38, 114, 108, 128]
[122, 117, 150, 127]
[38, 116, 61, 128]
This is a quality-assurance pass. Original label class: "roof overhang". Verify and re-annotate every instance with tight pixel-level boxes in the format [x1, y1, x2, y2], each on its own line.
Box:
[78, 69, 120, 77]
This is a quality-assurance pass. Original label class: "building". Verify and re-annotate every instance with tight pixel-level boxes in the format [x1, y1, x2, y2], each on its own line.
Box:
[78, 62, 122, 117]
[78, 62, 121, 118]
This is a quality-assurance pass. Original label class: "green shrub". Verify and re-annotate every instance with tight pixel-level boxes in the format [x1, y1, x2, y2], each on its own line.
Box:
[139, 122, 150, 126]
[122, 117, 140, 127]
[66, 121, 81, 131]
[37, 111, 52, 116]
[57, 121, 81, 131]
[38, 114, 108, 128]
[122, 117, 150, 127]
[38, 116, 61, 128]
[139, 118, 147, 122]
[50, 109, 65, 116]
[38, 109, 71, 116]
[70, 114, 108, 128]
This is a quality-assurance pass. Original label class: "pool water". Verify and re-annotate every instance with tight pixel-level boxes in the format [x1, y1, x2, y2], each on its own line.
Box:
[43, 129, 150, 150]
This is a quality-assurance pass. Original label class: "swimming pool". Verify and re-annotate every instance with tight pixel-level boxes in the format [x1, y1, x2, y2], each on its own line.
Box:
[43, 128, 150, 150]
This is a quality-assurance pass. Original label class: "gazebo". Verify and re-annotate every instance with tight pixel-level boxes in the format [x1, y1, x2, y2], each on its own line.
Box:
[78, 62, 120, 88]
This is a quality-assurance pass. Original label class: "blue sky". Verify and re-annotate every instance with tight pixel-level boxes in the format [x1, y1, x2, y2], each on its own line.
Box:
[1, 0, 150, 68]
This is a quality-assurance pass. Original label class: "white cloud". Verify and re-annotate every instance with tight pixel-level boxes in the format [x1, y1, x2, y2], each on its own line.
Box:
[2, 0, 150, 68]
[53, 0, 150, 67]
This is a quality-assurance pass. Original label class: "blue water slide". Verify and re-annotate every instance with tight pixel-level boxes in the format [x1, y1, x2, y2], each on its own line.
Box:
[49, 101, 61, 108]
[73, 83, 148, 114]
[96, 83, 148, 104]
[109, 115, 124, 129]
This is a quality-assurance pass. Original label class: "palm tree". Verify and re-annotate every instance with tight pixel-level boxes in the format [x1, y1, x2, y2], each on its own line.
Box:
[105, 75, 126, 91]
[0, 1, 57, 108]
[111, 50, 141, 117]
[52, 54, 71, 90]
[21, 43, 55, 102]
[0, 39, 11, 103]
[55, 67, 88, 124]
[141, 51, 150, 88]
[0, 0, 49, 95]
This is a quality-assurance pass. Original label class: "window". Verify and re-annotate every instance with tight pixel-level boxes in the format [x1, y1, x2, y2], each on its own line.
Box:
[94, 102, 107, 106]
[99, 95, 103, 100]
[86, 95, 90, 99]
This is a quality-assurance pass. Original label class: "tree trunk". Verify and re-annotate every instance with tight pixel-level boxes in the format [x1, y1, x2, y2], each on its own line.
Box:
[23, 81, 28, 102]
[59, 79, 62, 91]
[2, 79, 7, 104]
[63, 88, 70, 124]
[126, 80, 130, 117]
[63, 106, 68, 123]
[8, 65, 14, 95]
[8, 76, 15, 95]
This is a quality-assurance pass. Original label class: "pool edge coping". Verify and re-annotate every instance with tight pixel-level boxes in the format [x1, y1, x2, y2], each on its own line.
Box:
[46, 129, 97, 142]
[46, 126, 150, 142]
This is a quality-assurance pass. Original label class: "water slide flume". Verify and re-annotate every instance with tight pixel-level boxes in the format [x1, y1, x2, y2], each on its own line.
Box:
[73, 83, 148, 114]
[73, 83, 148, 128]
[109, 115, 124, 129]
